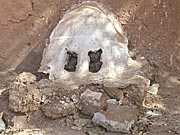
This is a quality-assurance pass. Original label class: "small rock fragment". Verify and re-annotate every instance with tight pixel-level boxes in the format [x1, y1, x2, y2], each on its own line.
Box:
[74, 118, 90, 128]
[145, 110, 162, 117]
[38, 79, 53, 96]
[0, 116, 5, 133]
[123, 86, 146, 106]
[66, 117, 74, 126]
[92, 104, 138, 133]
[38, 79, 53, 102]
[16, 72, 36, 84]
[78, 89, 105, 117]
[12, 115, 29, 129]
[41, 97, 77, 119]
[81, 89, 102, 100]
[148, 84, 159, 95]
[104, 88, 124, 100]
[0, 88, 6, 95]
[85, 121, 94, 128]
[107, 99, 117, 104]
[2, 112, 14, 127]
[71, 126, 82, 131]
[107, 99, 122, 105]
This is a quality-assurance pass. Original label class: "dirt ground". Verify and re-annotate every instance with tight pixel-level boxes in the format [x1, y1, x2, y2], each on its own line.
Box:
[0, 0, 180, 135]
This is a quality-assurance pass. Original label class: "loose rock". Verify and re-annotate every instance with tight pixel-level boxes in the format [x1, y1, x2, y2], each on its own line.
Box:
[42, 98, 77, 119]
[148, 84, 159, 95]
[0, 113, 5, 133]
[41, 88, 80, 119]
[107, 99, 122, 105]
[71, 126, 82, 131]
[8, 82, 42, 113]
[37, 79, 54, 103]
[74, 118, 90, 128]
[16, 72, 36, 84]
[78, 89, 106, 117]
[12, 115, 29, 129]
[92, 104, 138, 133]
[145, 110, 162, 117]
[122, 86, 146, 106]
[104, 88, 124, 100]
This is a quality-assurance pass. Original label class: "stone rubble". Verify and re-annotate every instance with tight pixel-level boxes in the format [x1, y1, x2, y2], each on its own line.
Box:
[41, 89, 80, 119]
[8, 73, 42, 113]
[41, 97, 77, 119]
[92, 104, 139, 133]
[78, 89, 107, 117]
[7, 72, 148, 133]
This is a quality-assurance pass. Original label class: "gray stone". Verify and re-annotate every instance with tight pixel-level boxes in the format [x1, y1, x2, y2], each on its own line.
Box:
[71, 126, 82, 131]
[92, 104, 138, 133]
[0, 118, 5, 133]
[41, 88, 80, 119]
[41, 97, 77, 119]
[145, 110, 162, 117]
[148, 84, 159, 95]
[107, 99, 122, 105]
[81, 89, 102, 101]
[74, 118, 90, 128]
[78, 89, 106, 117]
[38, 79, 54, 102]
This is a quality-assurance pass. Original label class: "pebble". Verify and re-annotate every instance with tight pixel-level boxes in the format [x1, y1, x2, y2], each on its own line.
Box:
[74, 118, 90, 128]
[148, 84, 159, 95]
[0, 118, 5, 133]
[71, 126, 82, 131]
[107, 99, 122, 105]
[145, 110, 162, 117]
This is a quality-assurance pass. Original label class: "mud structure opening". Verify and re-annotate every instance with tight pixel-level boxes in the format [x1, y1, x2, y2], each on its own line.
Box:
[88, 49, 103, 73]
[64, 50, 78, 72]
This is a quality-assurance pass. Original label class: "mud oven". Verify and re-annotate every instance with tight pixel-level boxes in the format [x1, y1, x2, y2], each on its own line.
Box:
[39, 1, 149, 91]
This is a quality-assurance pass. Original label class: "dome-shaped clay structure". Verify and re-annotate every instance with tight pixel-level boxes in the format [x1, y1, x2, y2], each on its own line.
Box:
[39, 2, 149, 91]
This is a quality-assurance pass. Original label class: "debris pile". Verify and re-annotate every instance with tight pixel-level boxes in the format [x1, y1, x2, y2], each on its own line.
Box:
[8, 72, 42, 113]
[7, 72, 149, 133]
[92, 105, 138, 133]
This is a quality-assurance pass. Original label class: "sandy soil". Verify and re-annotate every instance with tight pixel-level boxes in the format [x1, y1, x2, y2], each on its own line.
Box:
[0, 0, 180, 135]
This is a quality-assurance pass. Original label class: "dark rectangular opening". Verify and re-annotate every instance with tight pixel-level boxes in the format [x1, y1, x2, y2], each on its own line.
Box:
[64, 50, 78, 72]
[88, 49, 103, 73]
